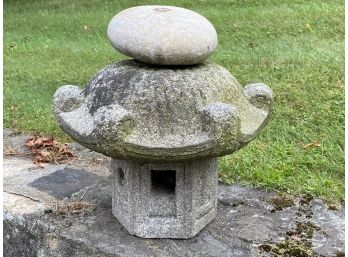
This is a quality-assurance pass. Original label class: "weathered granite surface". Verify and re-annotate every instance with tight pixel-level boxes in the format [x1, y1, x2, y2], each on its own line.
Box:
[54, 60, 272, 162]
[3, 130, 345, 257]
[107, 6, 217, 65]
[54, 5, 275, 239]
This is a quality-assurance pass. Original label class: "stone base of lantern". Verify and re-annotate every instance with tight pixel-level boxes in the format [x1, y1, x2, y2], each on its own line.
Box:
[110, 158, 218, 238]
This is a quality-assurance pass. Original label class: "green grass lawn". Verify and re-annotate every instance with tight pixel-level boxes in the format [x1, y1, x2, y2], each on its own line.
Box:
[4, 0, 344, 201]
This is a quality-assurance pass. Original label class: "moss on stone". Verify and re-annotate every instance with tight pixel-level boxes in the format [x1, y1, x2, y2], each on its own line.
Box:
[260, 194, 325, 256]
[260, 239, 313, 257]
[268, 193, 295, 211]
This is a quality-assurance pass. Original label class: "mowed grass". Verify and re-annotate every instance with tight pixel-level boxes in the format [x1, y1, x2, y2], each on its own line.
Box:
[4, 0, 344, 201]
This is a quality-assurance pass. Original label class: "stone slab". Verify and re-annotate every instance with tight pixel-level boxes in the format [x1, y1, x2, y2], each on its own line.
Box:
[29, 168, 100, 199]
[3, 130, 345, 257]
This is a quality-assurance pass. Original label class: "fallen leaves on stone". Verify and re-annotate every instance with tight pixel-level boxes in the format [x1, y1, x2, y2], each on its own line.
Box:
[44, 188, 95, 216]
[43, 201, 95, 216]
[25, 136, 74, 167]
[4, 145, 22, 156]
[55, 201, 95, 215]
[303, 141, 321, 148]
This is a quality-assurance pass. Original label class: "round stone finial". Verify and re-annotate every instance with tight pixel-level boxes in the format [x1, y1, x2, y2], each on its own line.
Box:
[107, 5, 218, 65]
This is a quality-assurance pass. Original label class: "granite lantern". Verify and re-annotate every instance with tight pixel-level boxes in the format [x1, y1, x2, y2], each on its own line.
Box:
[53, 5, 273, 238]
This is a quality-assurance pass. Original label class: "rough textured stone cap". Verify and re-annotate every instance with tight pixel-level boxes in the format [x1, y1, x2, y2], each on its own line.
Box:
[54, 60, 272, 162]
[107, 5, 218, 65]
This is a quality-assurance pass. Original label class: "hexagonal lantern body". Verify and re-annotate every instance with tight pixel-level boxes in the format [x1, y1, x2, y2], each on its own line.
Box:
[111, 159, 217, 238]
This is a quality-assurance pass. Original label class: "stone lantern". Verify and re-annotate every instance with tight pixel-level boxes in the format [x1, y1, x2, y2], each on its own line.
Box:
[53, 5, 272, 238]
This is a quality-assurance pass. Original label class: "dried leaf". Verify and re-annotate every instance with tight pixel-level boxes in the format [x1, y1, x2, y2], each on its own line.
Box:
[34, 159, 47, 168]
[304, 141, 321, 148]
[55, 201, 94, 215]
[4, 146, 22, 156]
[39, 151, 51, 157]
[33, 138, 43, 146]
[25, 137, 36, 147]
[290, 234, 302, 241]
